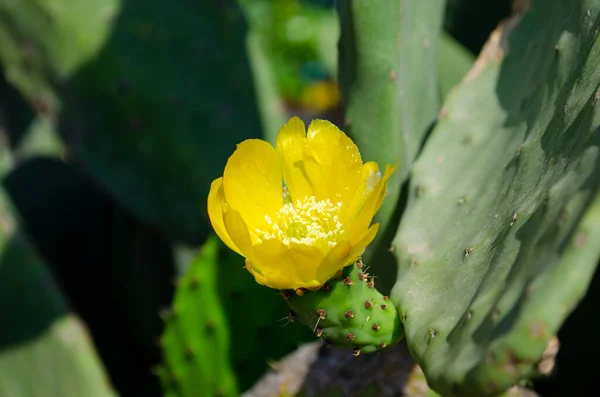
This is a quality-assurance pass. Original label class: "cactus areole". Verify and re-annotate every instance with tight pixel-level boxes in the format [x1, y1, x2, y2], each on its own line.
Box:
[208, 116, 396, 290]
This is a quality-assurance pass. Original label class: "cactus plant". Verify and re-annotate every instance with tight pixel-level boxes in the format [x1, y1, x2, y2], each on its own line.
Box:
[388, 1, 600, 395]
[1, 0, 600, 396]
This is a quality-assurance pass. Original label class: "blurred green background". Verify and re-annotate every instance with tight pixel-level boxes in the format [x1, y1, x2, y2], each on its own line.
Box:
[1, 0, 597, 396]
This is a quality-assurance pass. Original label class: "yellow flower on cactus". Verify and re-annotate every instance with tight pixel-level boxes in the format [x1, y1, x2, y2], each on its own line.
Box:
[207, 117, 396, 290]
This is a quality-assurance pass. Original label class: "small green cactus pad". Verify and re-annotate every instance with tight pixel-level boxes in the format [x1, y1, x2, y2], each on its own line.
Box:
[391, 1, 600, 395]
[158, 238, 238, 397]
[285, 260, 404, 354]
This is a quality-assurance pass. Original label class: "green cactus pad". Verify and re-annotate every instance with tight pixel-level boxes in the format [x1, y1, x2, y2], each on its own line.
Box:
[391, 1, 600, 395]
[337, 0, 445, 289]
[0, 317, 117, 397]
[286, 260, 404, 354]
[158, 238, 238, 397]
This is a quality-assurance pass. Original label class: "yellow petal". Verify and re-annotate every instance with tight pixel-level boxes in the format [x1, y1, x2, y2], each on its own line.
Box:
[342, 161, 381, 223]
[222, 205, 255, 258]
[348, 164, 396, 244]
[315, 241, 353, 283]
[247, 239, 325, 289]
[223, 139, 283, 229]
[347, 223, 380, 264]
[275, 116, 313, 201]
[316, 223, 379, 283]
[245, 260, 296, 290]
[207, 178, 242, 255]
[302, 119, 363, 207]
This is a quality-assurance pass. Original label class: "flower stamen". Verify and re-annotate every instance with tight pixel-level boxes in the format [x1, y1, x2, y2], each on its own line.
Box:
[258, 196, 344, 249]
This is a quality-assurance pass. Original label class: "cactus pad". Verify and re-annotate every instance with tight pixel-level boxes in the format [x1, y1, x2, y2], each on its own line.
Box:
[158, 238, 237, 397]
[391, 1, 600, 395]
[286, 260, 404, 354]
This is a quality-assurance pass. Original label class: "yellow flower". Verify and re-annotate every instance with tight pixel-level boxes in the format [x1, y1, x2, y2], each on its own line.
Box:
[207, 116, 396, 290]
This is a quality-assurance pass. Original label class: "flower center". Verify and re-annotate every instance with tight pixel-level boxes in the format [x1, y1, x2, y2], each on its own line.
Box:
[257, 196, 344, 249]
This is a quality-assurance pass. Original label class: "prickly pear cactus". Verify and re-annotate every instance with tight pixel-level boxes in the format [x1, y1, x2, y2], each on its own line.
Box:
[391, 1, 600, 395]
[158, 238, 237, 397]
[286, 259, 404, 355]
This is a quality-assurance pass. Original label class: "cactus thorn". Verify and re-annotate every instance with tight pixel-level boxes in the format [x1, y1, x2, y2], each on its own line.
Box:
[353, 348, 361, 356]
[486, 383, 498, 393]
[367, 277, 375, 288]
[380, 342, 387, 348]
[430, 329, 438, 338]
[358, 271, 368, 281]
[343, 276, 354, 286]
[383, 296, 389, 300]
[467, 310, 473, 319]
[416, 184, 425, 197]
[364, 301, 374, 309]
[458, 196, 466, 205]
[464, 247, 475, 257]
[322, 282, 331, 292]
[372, 323, 381, 331]
[295, 288, 305, 296]
[316, 309, 326, 320]
[593, 91, 600, 105]
[492, 308, 501, 320]
[205, 321, 217, 335]
[159, 307, 175, 321]
[381, 303, 387, 310]
[279, 311, 296, 326]
[510, 212, 519, 226]
[356, 258, 364, 268]
[184, 345, 195, 360]
[189, 276, 200, 289]
[575, 232, 588, 248]
[347, 333, 356, 341]
[388, 245, 396, 253]
[334, 269, 343, 278]
[315, 327, 323, 337]
[390, 70, 397, 80]
[281, 290, 291, 299]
